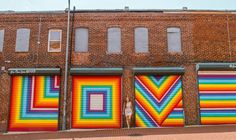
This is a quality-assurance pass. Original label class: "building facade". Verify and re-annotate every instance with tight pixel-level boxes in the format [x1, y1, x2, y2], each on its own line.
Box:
[0, 10, 236, 132]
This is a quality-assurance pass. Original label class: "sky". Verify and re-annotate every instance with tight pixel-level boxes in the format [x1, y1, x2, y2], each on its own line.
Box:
[0, 0, 235, 11]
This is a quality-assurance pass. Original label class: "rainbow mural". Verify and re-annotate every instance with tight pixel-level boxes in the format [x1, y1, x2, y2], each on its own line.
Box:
[72, 75, 121, 129]
[135, 75, 184, 127]
[199, 71, 236, 125]
[8, 75, 60, 131]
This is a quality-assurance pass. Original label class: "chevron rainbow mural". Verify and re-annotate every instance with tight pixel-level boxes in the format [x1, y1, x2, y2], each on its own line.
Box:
[199, 71, 236, 125]
[8, 75, 60, 131]
[72, 75, 121, 129]
[135, 75, 184, 127]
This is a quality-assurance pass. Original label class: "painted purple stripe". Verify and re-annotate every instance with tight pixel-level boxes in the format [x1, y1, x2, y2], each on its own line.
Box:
[26, 76, 33, 114]
[87, 92, 107, 113]
[200, 94, 236, 96]
[201, 110, 236, 113]
[154, 76, 162, 82]
[50, 76, 59, 93]
[198, 75, 236, 78]
[170, 110, 183, 114]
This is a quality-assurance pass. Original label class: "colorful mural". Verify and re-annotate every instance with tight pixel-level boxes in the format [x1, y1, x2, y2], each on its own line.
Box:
[72, 75, 121, 129]
[199, 71, 236, 125]
[135, 75, 184, 127]
[8, 76, 60, 131]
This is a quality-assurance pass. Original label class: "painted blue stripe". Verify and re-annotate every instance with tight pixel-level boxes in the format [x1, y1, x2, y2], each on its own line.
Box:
[201, 112, 236, 117]
[149, 76, 166, 87]
[199, 79, 236, 83]
[199, 94, 236, 96]
[167, 111, 184, 118]
[198, 77, 236, 80]
[201, 110, 236, 113]
[169, 110, 184, 114]
[200, 95, 236, 100]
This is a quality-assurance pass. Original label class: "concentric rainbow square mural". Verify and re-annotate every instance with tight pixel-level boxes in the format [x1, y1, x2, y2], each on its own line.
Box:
[135, 75, 184, 127]
[199, 71, 236, 125]
[72, 75, 121, 129]
[8, 75, 60, 131]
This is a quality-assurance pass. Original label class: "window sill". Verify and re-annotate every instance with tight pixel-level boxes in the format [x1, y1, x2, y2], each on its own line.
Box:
[134, 52, 150, 55]
[106, 52, 123, 55]
[168, 52, 183, 55]
[14, 51, 30, 53]
[48, 51, 62, 53]
[74, 52, 89, 54]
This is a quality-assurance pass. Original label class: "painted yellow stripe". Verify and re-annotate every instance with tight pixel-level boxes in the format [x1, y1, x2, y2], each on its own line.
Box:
[162, 118, 184, 125]
[200, 84, 236, 91]
[13, 76, 23, 124]
[201, 117, 236, 124]
[200, 101, 236, 108]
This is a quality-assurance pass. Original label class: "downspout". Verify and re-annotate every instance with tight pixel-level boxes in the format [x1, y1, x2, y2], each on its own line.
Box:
[69, 7, 76, 67]
[67, 6, 75, 129]
[227, 14, 232, 61]
[36, 16, 42, 66]
[62, 0, 70, 130]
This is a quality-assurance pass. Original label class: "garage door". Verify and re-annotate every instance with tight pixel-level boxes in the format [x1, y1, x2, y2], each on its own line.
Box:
[72, 75, 121, 129]
[135, 75, 184, 127]
[8, 75, 60, 131]
[198, 71, 236, 125]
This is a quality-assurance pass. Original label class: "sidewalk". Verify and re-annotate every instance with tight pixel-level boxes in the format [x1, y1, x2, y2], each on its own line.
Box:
[79, 132, 236, 140]
[1, 125, 236, 140]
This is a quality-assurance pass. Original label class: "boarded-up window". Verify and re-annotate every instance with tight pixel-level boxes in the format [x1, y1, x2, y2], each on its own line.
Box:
[135, 27, 148, 53]
[108, 28, 121, 53]
[167, 27, 182, 53]
[0, 30, 4, 52]
[75, 28, 88, 52]
[48, 29, 62, 52]
[15, 28, 30, 52]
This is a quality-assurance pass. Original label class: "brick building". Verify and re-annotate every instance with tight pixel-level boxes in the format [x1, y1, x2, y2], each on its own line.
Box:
[0, 10, 236, 132]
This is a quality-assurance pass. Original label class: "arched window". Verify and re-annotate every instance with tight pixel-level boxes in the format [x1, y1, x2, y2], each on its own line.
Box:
[75, 28, 89, 52]
[167, 27, 182, 53]
[134, 27, 149, 53]
[0, 29, 4, 52]
[107, 27, 121, 53]
[48, 29, 62, 52]
[15, 28, 30, 52]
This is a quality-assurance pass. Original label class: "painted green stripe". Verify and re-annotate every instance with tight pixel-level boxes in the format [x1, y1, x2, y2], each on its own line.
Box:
[200, 99, 236, 101]
[200, 96, 236, 100]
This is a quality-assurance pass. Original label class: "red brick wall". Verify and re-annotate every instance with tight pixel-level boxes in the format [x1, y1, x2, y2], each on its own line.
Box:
[0, 12, 68, 132]
[0, 11, 236, 132]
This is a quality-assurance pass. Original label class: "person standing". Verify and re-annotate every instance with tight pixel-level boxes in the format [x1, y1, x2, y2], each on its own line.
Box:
[123, 96, 133, 128]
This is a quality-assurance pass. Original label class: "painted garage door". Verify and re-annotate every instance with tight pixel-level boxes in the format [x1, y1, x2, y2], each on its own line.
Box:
[135, 75, 184, 127]
[72, 75, 121, 128]
[8, 75, 60, 131]
[199, 71, 236, 125]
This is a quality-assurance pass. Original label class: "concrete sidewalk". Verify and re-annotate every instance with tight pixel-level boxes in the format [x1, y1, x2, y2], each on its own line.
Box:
[80, 132, 236, 140]
[1, 125, 236, 140]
